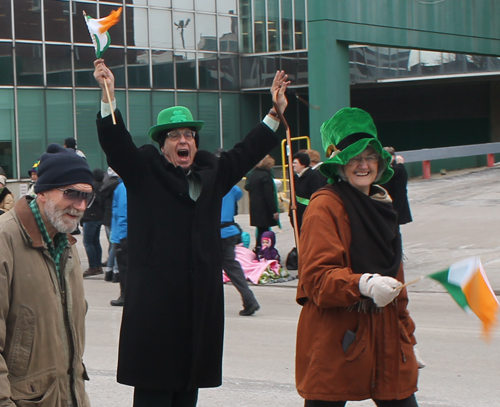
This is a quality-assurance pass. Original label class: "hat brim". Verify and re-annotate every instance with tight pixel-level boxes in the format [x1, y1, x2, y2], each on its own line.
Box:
[148, 121, 205, 142]
[319, 138, 394, 184]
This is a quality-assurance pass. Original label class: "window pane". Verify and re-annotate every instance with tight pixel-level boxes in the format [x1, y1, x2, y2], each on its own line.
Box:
[241, 56, 260, 88]
[197, 14, 217, 51]
[73, 2, 97, 45]
[151, 9, 172, 49]
[128, 49, 150, 88]
[254, 0, 266, 53]
[177, 93, 197, 117]
[150, 0, 172, 7]
[297, 52, 308, 85]
[46, 90, 73, 146]
[176, 52, 197, 89]
[240, 0, 253, 53]
[173, 0, 194, 10]
[127, 6, 149, 47]
[153, 50, 174, 89]
[199, 54, 218, 90]
[173, 12, 195, 50]
[294, 0, 306, 50]
[267, 0, 279, 52]
[152, 91, 175, 125]
[16, 43, 43, 86]
[198, 93, 220, 153]
[0, 43, 14, 85]
[128, 91, 152, 148]
[100, 4, 125, 46]
[218, 15, 238, 52]
[220, 54, 239, 90]
[0, 2, 12, 40]
[46, 44, 72, 87]
[0, 89, 16, 178]
[18, 90, 46, 176]
[74, 46, 125, 88]
[44, 0, 70, 43]
[15, 1, 42, 41]
[218, 0, 237, 14]
[221, 93, 240, 149]
[195, 0, 215, 13]
[281, 0, 293, 51]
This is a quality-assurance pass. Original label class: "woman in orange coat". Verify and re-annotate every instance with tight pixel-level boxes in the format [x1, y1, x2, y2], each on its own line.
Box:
[295, 108, 420, 407]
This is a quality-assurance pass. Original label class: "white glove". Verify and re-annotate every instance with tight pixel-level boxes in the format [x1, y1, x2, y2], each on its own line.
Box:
[359, 273, 402, 307]
[414, 348, 426, 369]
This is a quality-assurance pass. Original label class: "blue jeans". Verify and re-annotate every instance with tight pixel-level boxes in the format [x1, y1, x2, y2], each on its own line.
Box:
[83, 220, 103, 269]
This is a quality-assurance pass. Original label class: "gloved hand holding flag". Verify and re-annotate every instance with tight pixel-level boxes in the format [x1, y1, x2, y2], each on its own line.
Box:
[83, 7, 122, 58]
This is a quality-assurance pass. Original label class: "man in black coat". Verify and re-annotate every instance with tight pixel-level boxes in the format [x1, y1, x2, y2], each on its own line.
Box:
[93, 60, 290, 407]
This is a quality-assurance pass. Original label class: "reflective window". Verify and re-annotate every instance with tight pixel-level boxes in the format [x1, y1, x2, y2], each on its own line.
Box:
[150, 0, 172, 7]
[132, 0, 148, 5]
[198, 93, 220, 153]
[294, 0, 306, 50]
[199, 54, 218, 90]
[254, 0, 266, 53]
[239, 0, 253, 53]
[175, 52, 197, 89]
[0, 2, 12, 40]
[241, 56, 260, 88]
[177, 92, 197, 116]
[195, 0, 215, 13]
[218, 15, 238, 52]
[281, 0, 293, 51]
[218, 0, 237, 14]
[44, 0, 71, 43]
[172, 0, 194, 10]
[151, 9, 172, 49]
[0, 89, 16, 178]
[152, 92, 175, 125]
[197, 14, 217, 51]
[152, 50, 175, 89]
[128, 91, 152, 147]
[46, 90, 74, 146]
[297, 52, 308, 85]
[221, 93, 240, 148]
[173, 12, 195, 50]
[0, 43, 14, 85]
[73, 2, 97, 45]
[127, 49, 150, 88]
[220, 54, 239, 90]
[74, 46, 125, 88]
[127, 6, 149, 48]
[18, 90, 46, 175]
[267, 0, 279, 52]
[46, 44, 72, 87]
[100, 4, 125, 46]
[16, 43, 43, 86]
[14, 1, 42, 41]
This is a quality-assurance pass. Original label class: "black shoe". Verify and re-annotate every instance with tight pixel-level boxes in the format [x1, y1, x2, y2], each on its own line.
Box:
[112, 272, 120, 283]
[239, 303, 260, 316]
[104, 271, 113, 282]
[101, 261, 108, 267]
[110, 296, 124, 306]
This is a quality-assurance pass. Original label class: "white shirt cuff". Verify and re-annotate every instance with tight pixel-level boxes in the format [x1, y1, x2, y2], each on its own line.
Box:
[101, 99, 117, 118]
[262, 115, 279, 132]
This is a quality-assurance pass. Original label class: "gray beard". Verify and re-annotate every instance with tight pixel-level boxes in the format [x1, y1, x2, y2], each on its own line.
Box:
[44, 199, 84, 234]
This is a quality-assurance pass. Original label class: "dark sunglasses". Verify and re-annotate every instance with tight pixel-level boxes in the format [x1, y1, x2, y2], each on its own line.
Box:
[57, 188, 96, 207]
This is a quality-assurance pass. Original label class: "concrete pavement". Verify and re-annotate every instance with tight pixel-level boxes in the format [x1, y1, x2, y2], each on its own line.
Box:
[79, 165, 500, 407]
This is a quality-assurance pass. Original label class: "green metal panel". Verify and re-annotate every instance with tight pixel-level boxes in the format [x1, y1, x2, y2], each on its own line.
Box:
[308, 0, 500, 152]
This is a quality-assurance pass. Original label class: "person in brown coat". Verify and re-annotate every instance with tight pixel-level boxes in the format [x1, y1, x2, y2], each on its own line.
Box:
[296, 108, 420, 407]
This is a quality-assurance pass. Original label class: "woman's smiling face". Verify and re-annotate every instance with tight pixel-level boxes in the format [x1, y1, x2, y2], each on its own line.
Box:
[343, 147, 380, 194]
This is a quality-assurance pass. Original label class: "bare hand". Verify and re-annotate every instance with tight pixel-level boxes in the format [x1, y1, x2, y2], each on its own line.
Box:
[93, 59, 115, 103]
[270, 70, 291, 115]
[273, 212, 280, 220]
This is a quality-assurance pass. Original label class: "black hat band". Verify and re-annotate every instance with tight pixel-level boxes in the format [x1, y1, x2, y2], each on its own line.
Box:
[336, 132, 375, 151]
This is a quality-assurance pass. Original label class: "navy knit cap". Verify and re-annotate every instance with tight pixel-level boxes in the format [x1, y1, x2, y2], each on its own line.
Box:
[35, 144, 93, 193]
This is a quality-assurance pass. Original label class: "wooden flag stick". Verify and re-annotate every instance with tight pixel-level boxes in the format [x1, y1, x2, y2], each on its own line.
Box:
[103, 80, 116, 125]
[399, 276, 423, 290]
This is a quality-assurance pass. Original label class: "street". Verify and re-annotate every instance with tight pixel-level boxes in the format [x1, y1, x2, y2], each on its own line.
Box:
[79, 166, 500, 407]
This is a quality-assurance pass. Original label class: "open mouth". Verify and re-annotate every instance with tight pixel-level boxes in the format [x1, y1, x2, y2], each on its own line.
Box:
[177, 149, 189, 159]
[354, 171, 370, 177]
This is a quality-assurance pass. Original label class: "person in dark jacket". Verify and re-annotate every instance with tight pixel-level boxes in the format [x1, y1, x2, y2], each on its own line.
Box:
[381, 147, 413, 225]
[94, 59, 290, 407]
[82, 168, 105, 277]
[245, 155, 279, 253]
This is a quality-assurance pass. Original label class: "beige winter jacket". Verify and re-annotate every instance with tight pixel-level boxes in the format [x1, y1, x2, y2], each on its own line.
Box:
[0, 197, 90, 407]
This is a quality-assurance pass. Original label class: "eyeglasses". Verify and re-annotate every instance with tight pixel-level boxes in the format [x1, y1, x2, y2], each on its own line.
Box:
[347, 154, 380, 166]
[166, 130, 196, 141]
[57, 188, 96, 208]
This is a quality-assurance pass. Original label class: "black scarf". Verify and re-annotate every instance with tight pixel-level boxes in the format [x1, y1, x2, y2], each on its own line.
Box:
[330, 181, 401, 278]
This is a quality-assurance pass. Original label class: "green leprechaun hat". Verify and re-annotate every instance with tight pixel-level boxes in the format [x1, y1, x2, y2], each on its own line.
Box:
[148, 106, 204, 143]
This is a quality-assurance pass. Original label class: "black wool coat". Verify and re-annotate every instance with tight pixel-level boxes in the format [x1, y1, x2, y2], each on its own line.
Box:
[97, 110, 279, 391]
[245, 167, 278, 228]
[290, 167, 324, 231]
[381, 162, 413, 225]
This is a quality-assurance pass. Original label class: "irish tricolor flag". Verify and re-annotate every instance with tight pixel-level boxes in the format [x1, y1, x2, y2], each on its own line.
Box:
[428, 257, 498, 339]
[83, 8, 122, 58]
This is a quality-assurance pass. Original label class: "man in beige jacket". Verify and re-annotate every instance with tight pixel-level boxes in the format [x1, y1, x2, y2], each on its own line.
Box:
[0, 144, 93, 406]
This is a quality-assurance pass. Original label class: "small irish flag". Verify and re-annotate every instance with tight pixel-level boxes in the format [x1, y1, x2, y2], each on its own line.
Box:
[428, 257, 499, 339]
[83, 7, 122, 58]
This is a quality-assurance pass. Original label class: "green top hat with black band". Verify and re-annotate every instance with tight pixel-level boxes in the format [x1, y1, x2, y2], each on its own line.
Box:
[148, 106, 205, 143]
[319, 107, 394, 185]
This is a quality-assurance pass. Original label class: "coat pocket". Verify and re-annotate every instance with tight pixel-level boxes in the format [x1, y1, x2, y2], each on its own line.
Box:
[10, 368, 60, 407]
[8, 305, 35, 377]
[344, 323, 367, 362]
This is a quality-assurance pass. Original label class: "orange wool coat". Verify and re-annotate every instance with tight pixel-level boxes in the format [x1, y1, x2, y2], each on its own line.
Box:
[296, 187, 418, 402]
